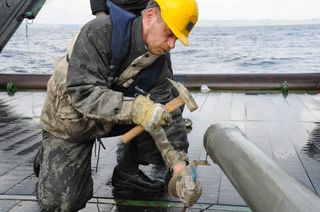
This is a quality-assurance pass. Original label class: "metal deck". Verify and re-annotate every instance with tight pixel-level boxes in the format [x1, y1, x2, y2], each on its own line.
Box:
[0, 91, 320, 211]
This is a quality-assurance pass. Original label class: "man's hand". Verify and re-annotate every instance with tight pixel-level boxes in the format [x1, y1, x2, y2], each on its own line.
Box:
[168, 166, 202, 207]
[131, 95, 172, 132]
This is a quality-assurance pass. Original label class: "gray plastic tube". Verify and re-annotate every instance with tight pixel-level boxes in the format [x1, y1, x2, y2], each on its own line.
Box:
[203, 123, 320, 212]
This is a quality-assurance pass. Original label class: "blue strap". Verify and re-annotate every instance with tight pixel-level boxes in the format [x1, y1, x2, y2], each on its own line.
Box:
[107, 1, 136, 75]
[191, 166, 197, 181]
[106, 1, 167, 98]
[118, 55, 167, 97]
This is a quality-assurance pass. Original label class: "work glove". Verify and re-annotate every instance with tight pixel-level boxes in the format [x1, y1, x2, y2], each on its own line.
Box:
[168, 166, 202, 207]
[131, 95, 172, 132]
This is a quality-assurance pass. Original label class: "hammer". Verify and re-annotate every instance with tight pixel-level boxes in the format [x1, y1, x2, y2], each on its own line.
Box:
[121, 78, 198, 143]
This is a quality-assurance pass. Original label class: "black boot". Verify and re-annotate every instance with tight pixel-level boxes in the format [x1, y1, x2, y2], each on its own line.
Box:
[112, 167, 165, 193]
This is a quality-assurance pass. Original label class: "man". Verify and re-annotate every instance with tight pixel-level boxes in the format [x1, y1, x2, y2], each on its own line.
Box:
[34, 0, 201, 211]
[90, 0, 194, 129]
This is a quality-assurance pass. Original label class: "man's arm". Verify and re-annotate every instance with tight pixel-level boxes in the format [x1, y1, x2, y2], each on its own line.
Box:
[66, 18, 129, 122]
[148, 60, 189, 153]
[66, 18, 170, 128]
[149, 127, 202, 208]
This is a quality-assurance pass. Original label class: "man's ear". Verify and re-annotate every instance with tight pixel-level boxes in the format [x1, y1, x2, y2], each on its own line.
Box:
[145, 8, 157, 25]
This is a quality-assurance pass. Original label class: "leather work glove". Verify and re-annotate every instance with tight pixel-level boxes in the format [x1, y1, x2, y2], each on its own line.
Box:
[168, 166, 202, 207]
[131, 95, 172, 132]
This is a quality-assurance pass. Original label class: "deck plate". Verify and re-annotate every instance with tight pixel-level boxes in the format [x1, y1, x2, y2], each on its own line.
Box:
[0, 91, 319, 211]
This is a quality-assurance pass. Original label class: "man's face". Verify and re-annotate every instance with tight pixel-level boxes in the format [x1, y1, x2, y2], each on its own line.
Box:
[143, 9, 177, 56]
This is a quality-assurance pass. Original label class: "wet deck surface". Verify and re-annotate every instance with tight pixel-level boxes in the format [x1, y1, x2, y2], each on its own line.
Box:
[0, 91, 320, 211]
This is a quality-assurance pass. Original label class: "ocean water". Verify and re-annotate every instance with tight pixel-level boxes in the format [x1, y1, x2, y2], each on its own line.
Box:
[1, 22, 320, 74]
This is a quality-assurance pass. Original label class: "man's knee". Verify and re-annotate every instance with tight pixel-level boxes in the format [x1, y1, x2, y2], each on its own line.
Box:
[39, 196, 85, 212]
[37, 173, 93, 212]
[36, 133, 93, 211]
[39, 198, 61, 212]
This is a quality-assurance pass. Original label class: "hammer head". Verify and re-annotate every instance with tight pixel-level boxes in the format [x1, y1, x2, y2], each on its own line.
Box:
[168, 78, 198, 112]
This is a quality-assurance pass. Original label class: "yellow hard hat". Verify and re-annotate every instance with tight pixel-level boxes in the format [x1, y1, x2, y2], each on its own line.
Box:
[154, 0, 198, 46]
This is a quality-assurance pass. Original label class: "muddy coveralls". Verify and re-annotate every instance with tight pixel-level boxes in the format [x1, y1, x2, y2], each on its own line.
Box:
[35, 4, 188, 212]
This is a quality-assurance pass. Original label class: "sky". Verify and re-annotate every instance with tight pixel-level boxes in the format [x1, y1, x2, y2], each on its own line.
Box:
[35, 0, 320, 24]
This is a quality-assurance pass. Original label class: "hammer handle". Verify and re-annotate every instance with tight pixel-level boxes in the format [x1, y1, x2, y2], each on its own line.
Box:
[121, 97, 184, 143]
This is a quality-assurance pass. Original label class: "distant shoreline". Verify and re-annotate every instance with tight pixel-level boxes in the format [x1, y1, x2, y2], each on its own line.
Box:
[31, 19, 320, 28]
[197, 19, 320, 27]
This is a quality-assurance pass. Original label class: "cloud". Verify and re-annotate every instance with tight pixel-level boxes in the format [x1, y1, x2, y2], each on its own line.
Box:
[35, 0, 94, 24]
[34, 0, 320, 24]
[198, 0, 320, 20]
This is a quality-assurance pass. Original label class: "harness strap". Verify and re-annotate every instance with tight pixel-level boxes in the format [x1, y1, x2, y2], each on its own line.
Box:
[108, 1, 136, 75]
